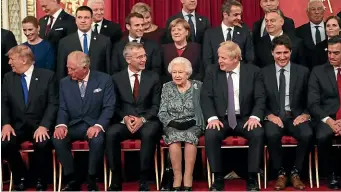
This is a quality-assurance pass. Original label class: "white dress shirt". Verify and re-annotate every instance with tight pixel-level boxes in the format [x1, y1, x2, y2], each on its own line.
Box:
[48, 8, 63, 28]
[77, 29, 92, 51]
[310, 21, 326, 45]
[22, 64, 34, 90]
[182, 9, 197, 34]
[269, 31, 284, 41]
[128, 35, 142, 43]
[92, 19, 103, 33]
[275, 63, 291, 111]
[322, 67, 340, 123]
[221, 22, 234, 40]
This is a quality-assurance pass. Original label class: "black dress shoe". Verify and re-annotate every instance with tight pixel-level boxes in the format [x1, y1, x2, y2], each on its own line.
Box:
[36, 178, 47, 191]
[183, 186, 192, 191]
[209, 177, 224, 191]
[328, 173, 340, 190]
[246, 177, 259, 191]
[139, 182, 150, 191]
[13, 178, 26, 191]
[108, 183, 122, 191]
[172, 186, 182, 191]
[61, 180, 81, 191]
[87, 180, 99, 191]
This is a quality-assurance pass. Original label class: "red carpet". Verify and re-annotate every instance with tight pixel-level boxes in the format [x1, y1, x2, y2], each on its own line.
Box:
[2, 179, 333, 191]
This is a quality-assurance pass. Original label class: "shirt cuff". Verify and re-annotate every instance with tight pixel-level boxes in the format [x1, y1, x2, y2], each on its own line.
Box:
[95, 124, 105, 132]
[55, 124, 67, 129]
[120, 119, 125, 124]
[250, 116, 260, 122]
[322, 116, 330, 123]
[208, 116, 219, 123]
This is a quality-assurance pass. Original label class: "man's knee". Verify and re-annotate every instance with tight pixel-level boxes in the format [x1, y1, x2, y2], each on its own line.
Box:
[205, 129, 223, 142]
[34, 138, 51, 150]
[315, 124, 333, 144]
[250, 126, 265, 139]
[52, 137, 69, 150]
[89, 132, 104, 149]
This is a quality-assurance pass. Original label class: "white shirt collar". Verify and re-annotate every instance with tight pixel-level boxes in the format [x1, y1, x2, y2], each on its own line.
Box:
[221, 22, 234, 32]
[310, 21, 324, 29]
[182, 9, 196, 17]
[128, 35, 141, 43]
[78, 29, 92, 39]
[92, 19, 103, 29]
[127, 67, 142, 77]
[269, 31, 284, 41]
[24, 64, 34, 78]
[52, 8, 63, 19]
[275, 62, 291, 72]
[229, 62, 240, 74]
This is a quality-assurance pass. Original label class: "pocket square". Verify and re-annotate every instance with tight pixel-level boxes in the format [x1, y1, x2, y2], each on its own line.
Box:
[55, 28, 64, 31]
[93, 88, 102, 93]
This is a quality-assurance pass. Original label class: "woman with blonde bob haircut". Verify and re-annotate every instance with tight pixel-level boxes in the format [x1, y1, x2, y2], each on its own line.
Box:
[158, 57, 204, 191]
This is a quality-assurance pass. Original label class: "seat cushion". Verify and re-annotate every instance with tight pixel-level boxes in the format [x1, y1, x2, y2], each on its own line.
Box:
[222, 136, 248, 146]
[20, 141, 34, 150]
[71, 141, 89, 150]
[121, 139, 141, 149]
[281, 136, 298, 145]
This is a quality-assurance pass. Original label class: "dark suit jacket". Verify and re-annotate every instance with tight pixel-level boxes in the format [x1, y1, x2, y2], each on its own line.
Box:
[337, 12, 341, 19]
[56, 32, 112, 80]
[112, 69, 161, 122]
[111, 38, 162, 75]
[315, 39, 328, 67]
[200, 63, 265, 121]
[203, 26, 254, 67]
[255, 33, 306, 68]
[1, 68, 58, 132]
[164, 12, 210, 44]
[1, 29, 17, 79]
[308, 63, 340, 121]
[161, 42, 204, 82]
[57, 71, 115, 130]
[99, 18, 122, 45]
[39, 10, 77, 53]
[295, 22, 326, 69]
[262, 63, 310, 118]
[252, 16, 295, 46]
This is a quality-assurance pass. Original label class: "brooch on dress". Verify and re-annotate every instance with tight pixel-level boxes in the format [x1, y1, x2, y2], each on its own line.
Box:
[193, 83, 198, 89]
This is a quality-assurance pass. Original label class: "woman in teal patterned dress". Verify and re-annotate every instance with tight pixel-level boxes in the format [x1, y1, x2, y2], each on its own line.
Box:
[158, 57, 204, 191]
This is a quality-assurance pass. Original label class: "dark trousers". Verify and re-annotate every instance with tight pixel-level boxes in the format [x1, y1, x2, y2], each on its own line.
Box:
[52, 122, 104, 176]
[264, 118, 313, 172]
[106, 120, 161, 184]
[315, 122, 336, 175]
[1, 129, 51, 183]
[205, 117, 264, 173]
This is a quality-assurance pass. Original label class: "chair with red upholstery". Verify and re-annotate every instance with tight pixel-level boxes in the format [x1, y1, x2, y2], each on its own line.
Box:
[159, 135, 207, 188]
[56, 141, 107, 192]
[108, 139, 159, 190]
[206, 136, 261, 189]
[263, 136, 313, 189]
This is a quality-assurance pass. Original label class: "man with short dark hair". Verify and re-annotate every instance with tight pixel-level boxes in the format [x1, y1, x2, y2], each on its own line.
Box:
[262, 35, 312, 190]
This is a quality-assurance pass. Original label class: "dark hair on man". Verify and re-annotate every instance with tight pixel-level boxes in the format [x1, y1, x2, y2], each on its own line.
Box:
[265, 9, 284, 19]
[328, 35, 341, 45]
[76, 6, 93, 17]
[221, 0, 243, 15]
[125, 12, 144, 25]
[272, 34, 292, 51]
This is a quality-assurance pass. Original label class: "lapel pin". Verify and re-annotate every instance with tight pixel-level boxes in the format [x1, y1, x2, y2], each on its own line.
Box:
[237, 32, 240, 34]
[199, 18, 202, 21]
[94, 36, 96, 40]
[45, 17, 48, 20]
[35, 78, 38, 80]
[325, 48, 328, 51]
[104, 25, 107, 28]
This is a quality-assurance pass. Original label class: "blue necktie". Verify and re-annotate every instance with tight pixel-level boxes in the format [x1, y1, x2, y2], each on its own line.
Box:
[83, 33, 88, 54]
[21, 74, 28, 105]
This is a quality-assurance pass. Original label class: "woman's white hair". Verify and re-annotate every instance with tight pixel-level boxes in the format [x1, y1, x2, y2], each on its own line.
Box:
[168, 57, 193, 76]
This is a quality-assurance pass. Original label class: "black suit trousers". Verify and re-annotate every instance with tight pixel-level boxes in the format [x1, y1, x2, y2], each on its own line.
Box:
[264, 118, 313, 172]
[106, 120, 161, 184]
[1, 129, 51, 183]
[52, 122, 104, 176]
[205, 117, 264, 173]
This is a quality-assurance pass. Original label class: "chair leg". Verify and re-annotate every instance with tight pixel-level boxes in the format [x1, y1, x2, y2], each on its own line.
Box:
[9, 170, 12, 192]
[160, 148, 165, 184]
[58, 163, 62, 192]
[257, 173, 261, 189]
[53, 150, 56, 192]
[154, 151, 159, 190]
[264, 146, 267, 189]
[104, 158, 107, 191]
[201, 148, 207, 179]
[207, 159, 211, 188]
[309, 152, 313, 188]
[315, 146, 319, 188]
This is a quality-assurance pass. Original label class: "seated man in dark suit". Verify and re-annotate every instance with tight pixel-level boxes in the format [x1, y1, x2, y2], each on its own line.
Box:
[201, 41, 265, 191]
[87, 0, 122, 45]
[252, 0, 295, 46]
[164, 0, 210, 44]
[56, 6, 112, 80]
[203, 0, 254, 67]
[52, 51, 115, 191]
[308, 36, 341, 190]
[262, 35, 312, 190]
[111, 12, 162, 74]
[1, 45, 58, 191]
[255, 10, 305, 68]
[107, 42, 161, 191]
[1, 28, 17, 79]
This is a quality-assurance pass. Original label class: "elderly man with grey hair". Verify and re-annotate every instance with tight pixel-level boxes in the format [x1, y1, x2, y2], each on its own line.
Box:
[158, 57, 204, 191]
[52, 51, 115, 191]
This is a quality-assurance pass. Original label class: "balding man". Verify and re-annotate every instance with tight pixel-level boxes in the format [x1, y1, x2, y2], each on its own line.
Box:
[1, 45, 58, 191]
[52, 51, 115, 191]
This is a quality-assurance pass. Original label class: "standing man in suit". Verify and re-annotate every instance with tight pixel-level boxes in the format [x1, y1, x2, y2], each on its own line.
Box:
[252, 0, 295, 46]
[203, 0, 254, 67]
[38, 0, 77, 57]
[308, 36, 341, 190]
[56, 6, 112, 80]
[201, 41, 264, 191]
[1, 28, 17, 79]
[165, 0, 210, 44]
[255, 10, 306, 68]
[111, 13, 162, 74]
[52, 51, 115, 191]
[262, 35, 312, 190]
[107, 42, 161, 191]
[1, 45, 58, 191]
[296, 0, 326, 70]
[87, 0, 122, 45]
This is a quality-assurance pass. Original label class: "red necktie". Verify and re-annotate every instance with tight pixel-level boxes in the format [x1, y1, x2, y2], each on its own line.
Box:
[336, 68, 341, 119]
[45, 16, 54, 36]
[133, 74, 139, 100]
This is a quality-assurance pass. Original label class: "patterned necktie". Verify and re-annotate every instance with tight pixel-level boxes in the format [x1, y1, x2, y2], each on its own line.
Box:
[187, 14, 196, 42]
[315, 26, 321, 44]
[133, 74, 139, 100]
[279, 68, 286, 118]
[83, 33, 89, 54]
[94, 23, 99, 34]
[45, 16, 54, 36]
[80, 80, 86, 98]
[227, 72, 237, 129]
[21, 74, 28, 105]
[226, 28, 232, 41]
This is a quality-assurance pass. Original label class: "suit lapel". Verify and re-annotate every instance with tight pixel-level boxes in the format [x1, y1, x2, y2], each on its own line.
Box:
[326, 65, 338, 95]
[218, 26, 225, 43]
[100, 19, 108, 34]
[306, 24, 315, 49]
[122, 70, 135, 102]
[289, 64, 298, 106]
[88, 33, 98, 56]
[50, 10, 65, 32]
[72, 33, 83, 52]
[232, 27, 241, 43]
[269, 65, 280, 106]
[239, 64, 246, 107]
[13, 74, 26, 112]
[219, 70, 228, 107]
[83, 72, 99, 107]
[40, 16, 49, 38]
[137, 71, 147, 103]
[195, 14, 203, 33]
[26, 68, 39, 107]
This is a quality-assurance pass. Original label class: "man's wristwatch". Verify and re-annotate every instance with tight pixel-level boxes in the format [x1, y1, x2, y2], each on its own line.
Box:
[141, 117, 147, 123]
